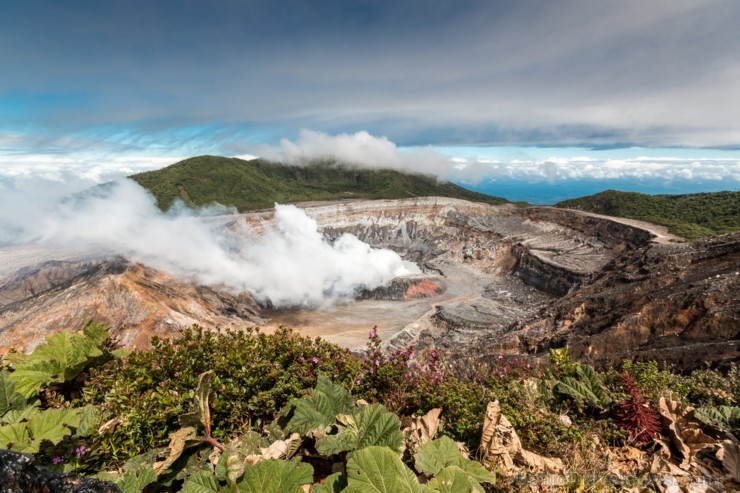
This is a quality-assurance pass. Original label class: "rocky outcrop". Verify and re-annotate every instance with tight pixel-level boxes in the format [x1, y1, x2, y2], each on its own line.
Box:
[0, 258, 265, 353]
[466, 233, 740, 370]
[0, 450, 119, 492]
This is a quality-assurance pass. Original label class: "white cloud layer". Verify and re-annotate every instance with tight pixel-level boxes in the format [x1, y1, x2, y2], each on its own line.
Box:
[257, 130, 740, 184]
[0, 178, 408, 307]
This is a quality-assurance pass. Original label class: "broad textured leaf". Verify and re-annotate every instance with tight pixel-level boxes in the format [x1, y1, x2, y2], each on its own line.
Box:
[312, 472, 347, 493]
[316, 404, 404, 456]
[695, 406, 740, 432]
[116, 463, 158, 493]
[0, 422, 30, 451]
[287, 375, 356, 435]
[427, 465, 484, 493]
[215, 430, 262, 482]
[8, 327, 108, 398]
[153, 426, 199, 475]
[415, 437, 494, 486]
[26, 408, 80, 451]
[1, 406, 39, 425]
[577, 364, 611, 406]
[0, 372, 26, 415]
[182, 471, 224, 493]
[345, 446, 430, 493]
[83, 321, 111, 348]
[74, 405, 101, 437]
[237, 458, 313, 493]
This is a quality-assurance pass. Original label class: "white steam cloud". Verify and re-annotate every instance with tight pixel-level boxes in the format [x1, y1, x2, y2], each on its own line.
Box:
[0, 177, 408, 307]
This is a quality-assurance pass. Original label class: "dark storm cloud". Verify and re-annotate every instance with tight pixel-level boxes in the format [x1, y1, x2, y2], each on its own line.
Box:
[1, 0, 739, 147]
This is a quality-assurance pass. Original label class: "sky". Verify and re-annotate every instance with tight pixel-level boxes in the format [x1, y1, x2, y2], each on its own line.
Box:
[1, 0, 739, 203]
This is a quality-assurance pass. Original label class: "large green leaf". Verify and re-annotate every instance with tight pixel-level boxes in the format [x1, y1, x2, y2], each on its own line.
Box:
[74, 405, 101, 437]
[556, 364, 611, 410]
[182, 471, 224, 493]
[26, 408, 79, 452]
[312, 472, 347, 493]
[1, 405, 39, 425]
[415, 437, 494, 487]
[0, 372, 26, 416]
[287, 375, 356, 435]
[214, 430, 262, 482]
[237, 458, 313, 493]
[427, 465, 484, 493]
[0, 422, 31, 452]
[344, 446, 431, 493]
[7, 325, 109, 398]
[316, 403, 404, 456]
[116, 463, 158, 493]
[696, 406, 740, 432]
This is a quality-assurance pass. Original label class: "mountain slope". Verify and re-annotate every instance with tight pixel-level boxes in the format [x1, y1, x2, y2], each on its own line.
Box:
[130, 155, 508, 211]
[556, 190, 740, 239]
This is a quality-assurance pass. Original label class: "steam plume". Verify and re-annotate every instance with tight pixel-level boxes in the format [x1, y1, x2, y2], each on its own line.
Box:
[0, 177, 408, 307]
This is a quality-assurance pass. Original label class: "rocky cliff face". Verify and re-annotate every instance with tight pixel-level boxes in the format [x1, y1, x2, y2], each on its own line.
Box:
[479, 233, 740, 370]
[1, 197, 736, 370]
[0, 257, 264, 353]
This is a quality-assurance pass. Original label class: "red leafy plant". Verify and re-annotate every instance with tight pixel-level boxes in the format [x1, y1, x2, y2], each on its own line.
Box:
[616, 371, 662, 444]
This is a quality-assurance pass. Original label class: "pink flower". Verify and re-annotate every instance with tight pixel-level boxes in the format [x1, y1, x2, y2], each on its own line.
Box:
[311, 356, 320, 364]
[75, 445, 87, 458]
[374, 358, 380, 367]
[52, 457, 64, 465]
[369, 329, 377, 338]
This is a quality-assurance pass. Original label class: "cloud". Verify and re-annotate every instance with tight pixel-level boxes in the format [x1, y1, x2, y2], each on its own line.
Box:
[256, 130, 495, 184]
[0, 177, 408, 307]
[255, 130, 740, 184]
[1, 1, 739, 147]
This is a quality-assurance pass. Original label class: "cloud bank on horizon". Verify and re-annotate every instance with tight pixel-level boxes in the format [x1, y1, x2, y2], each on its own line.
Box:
[256, 130, 740, 186]
[1, 0, 739, 152]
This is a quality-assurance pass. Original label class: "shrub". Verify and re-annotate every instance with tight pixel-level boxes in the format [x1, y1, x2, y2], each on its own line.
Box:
[82, 325, 359, 466]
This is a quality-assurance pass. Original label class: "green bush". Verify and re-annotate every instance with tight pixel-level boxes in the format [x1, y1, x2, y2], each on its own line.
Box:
[82, 325, 359, 466]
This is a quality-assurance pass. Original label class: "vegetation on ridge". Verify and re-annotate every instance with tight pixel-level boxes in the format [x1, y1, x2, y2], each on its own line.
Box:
[556, 189, 740, 239]
[130, 156, 508, 212]
[1, 323, 739, 491]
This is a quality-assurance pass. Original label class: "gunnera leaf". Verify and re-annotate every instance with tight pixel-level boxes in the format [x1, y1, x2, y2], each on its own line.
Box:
[415, 436, 494, 486]
[427, 465, 484, 493]
[287, 375, 356, 436]
[115, 464, 158, 493]
[181, 470, 223, 493]
[344, 446, 431, 493]
[316, 403, 404, 456]
[237, 457, 313, 493]
[0, 372, 26, 416]
[7, 326, 108, 398]
[312, 472, 347, 493]
[695, 406, 740, 432]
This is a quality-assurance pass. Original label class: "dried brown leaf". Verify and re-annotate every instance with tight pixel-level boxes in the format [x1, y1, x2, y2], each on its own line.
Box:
[658, 397, 717, 470]
[479, 401, 563, 473]
[402, 407, 441, 454]
[716, 439, 740, 482]
[152, 426, 198, 475]
[261, 432, 302, 460]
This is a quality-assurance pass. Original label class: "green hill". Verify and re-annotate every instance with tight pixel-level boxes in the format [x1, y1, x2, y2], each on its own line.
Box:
[129, 155, 508, 211]
[556, 190, 740, 239]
